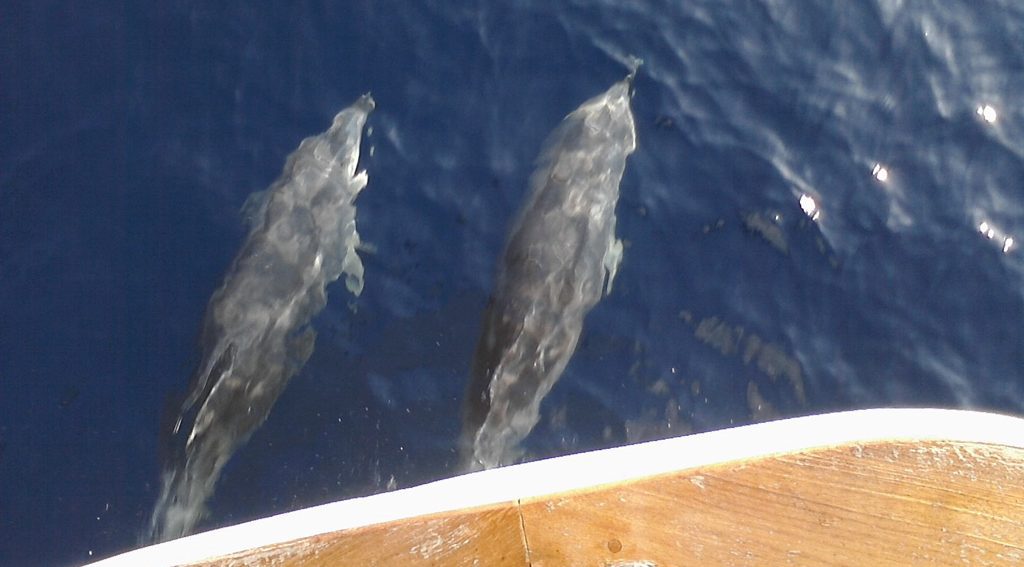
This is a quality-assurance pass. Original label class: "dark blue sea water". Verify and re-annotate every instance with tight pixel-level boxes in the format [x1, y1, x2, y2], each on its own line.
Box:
[3, 1, 1023, 564]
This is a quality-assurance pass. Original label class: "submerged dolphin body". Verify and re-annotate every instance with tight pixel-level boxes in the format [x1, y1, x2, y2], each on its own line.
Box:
[461, 72, 638, 471]
[149, 95, 374, 542]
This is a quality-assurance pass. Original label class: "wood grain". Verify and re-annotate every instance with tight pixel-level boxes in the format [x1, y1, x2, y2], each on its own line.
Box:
[90, 411, 1024, 567]
[184, 440, 1024, 566]
[519, 441, 1024, 566]
[196, 503, 527, 566]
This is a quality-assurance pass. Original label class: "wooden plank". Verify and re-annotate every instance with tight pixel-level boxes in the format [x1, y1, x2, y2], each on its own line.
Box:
[519, 441, 1024, 565]
[88, 409, 1024, 567]
[198, 503, 527, 567]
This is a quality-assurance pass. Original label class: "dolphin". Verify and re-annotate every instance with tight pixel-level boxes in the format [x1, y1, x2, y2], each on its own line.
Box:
[461, 68, 638, 471]
[149, 95, 374, 542]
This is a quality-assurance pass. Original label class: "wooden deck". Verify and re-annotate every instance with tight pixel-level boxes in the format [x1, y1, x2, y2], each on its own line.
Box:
[90, 409, 1024, 566]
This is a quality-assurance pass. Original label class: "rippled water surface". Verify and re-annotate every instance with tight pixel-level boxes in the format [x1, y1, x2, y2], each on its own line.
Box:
[2, 1, 1023, 564]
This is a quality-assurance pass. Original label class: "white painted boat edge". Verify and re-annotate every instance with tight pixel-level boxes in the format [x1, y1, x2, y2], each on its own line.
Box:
[86, 408, 1024, 566]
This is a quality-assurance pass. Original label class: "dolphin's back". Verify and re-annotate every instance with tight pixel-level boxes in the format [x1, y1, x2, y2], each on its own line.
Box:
[149, 95, 374, 543]
[462, 74, 637, 470]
